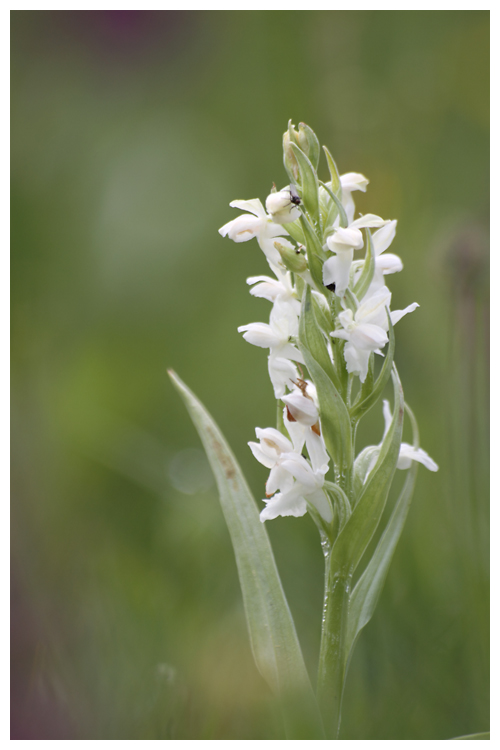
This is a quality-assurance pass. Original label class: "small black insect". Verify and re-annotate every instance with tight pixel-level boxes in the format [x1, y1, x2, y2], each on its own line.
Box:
[288, 184, 301, 207]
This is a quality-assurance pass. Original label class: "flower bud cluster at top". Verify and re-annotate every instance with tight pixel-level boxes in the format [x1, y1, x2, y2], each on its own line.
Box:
[219, 122, 437, 525]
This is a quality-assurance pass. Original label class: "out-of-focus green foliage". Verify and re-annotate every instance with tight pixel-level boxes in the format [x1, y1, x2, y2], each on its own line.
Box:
[11, 10, 489, 740]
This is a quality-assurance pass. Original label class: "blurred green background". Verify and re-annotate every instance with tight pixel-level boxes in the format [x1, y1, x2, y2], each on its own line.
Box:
[11, 10, 489, 740]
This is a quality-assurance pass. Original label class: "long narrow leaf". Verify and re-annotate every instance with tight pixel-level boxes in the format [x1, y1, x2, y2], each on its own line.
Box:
[299, 288, 352, 472]
[322, 145, 342, 196]
[300, 285, 342, 393]
[299, 214, 325, 292]
[353, 227, 375, 301]
[345, 461, 417, 662]
[329, 367, 404, 574]
[168, 370, 324, 738]
[452, 732, 490, 740]
[351, 353, 374, 414]
[319, 180, 348, 229]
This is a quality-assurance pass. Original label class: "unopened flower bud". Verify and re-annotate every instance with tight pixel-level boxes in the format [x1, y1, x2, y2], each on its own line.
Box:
[283, 121, 320, 183]
[274, 241, 308, 273]
[297, 122, 320, 170]
[266, 189, 301, 224]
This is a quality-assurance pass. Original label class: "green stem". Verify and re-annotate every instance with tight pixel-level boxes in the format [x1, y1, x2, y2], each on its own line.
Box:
[276, 399, 286, 437]
[332, 296, 349, 400]
[346, 373, 354, 409]
[317, 553, 351, 739]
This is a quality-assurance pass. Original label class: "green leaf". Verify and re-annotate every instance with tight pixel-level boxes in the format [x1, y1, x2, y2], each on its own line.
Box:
[350, 312, 395, 423]
[324, 481, 351, 534]
[168, 370, 325, 739]
[319, 184, 338, 230]
[282, 219, 305, 245]
[352, 353, 375, 414]
[320, 180, 348, 229]
[329, 367, 404, 574]
[352, 444, 380, 503]
[299, 288, 352, 472]
[345, 416, 419, 663]
[290, 143, 320, 225]
[299, 214, 325, 293]
[301, 347, 352, 474]
[353, 228, 375, 301]
[322, 145, 342, 197]
[343, 286, 359, 314]
[300, 285, 341, 392]
[312, 293, 334, 337]
[452, 733, 490, 740]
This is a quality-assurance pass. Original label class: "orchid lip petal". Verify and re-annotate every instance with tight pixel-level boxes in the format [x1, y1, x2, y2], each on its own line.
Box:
[259, 488, 307, 521]
[397, 444, 439, 472]
[350, 323, 389, 350]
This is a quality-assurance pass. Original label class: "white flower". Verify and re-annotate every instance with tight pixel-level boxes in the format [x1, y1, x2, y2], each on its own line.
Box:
[248, 427, 296, 496]
[283, 404, 330, 475]
[374, 252, 403, 277]
[238, 309, 302, 359]
[371, 221, 403, 287]
[372, 219, 397, 254]
[260, 452, 331, 523]
[238, 306, 304, 397]
[323, 214, 389, 297]
[382, 401, 438, 472]
[341, 172, 369, 193]
[259, 485, 309, 520]
[358, 401, 438, 486]
[396, 444, 439, 471]
[246, 267, 301, 332]
[352, 220, 404, 296]
[340, 172, 369, 224]
[282, 388, 319, 427]
[218, 199, 289, 266]
[249, 426, 294, 468]
[248, 426, 331, 523]
[265, 188, 301, 225]
[342, 343, 374, 383]
[246, 273, 294, 304]
[267, 357, 299, 399]
[280, 381, 330, 478]
[331, 286, 419, 382]
[331, 298, 390, 353]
